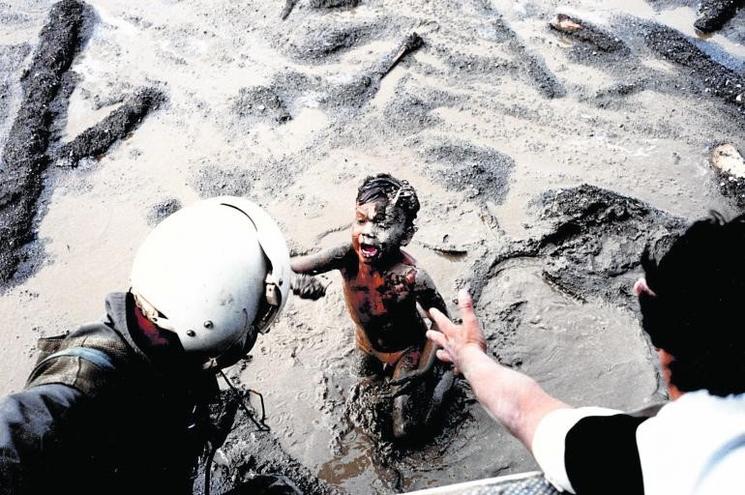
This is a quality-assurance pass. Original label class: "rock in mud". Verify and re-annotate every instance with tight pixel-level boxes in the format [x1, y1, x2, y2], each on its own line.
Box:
[549, 13, 628, 53]
[57, 87, 166, 167]
[643, 22, 745, 111]
[0, 0, 86, 284]
[468, 185, 686, 307]
[421, 141, 514, 204]
[694, 0, 745, 33]
[232, 86, 291, 125]
[710, 143, 745, 208]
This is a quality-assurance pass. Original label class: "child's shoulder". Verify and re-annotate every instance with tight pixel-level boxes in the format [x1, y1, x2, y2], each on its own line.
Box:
[399, 248, 418, 267]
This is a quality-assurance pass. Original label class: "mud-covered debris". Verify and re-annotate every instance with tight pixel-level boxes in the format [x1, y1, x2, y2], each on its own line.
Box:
[146, 198, 182, 226]
[492, 17, 565, 99]
[0, 0, 86, 284]
[694, 0, 745, 33]
[535, 184, 685, 305]
[643, 22, 745, 109]
[280, 0, 298, 20]
[377, 32, 423, 80]
[284, 20, 375, 61]
[549, 13, 628, 53]
[467, 185, 685, 306]
[710, 143, 745, 208]
[421, 141, 514, 204]
[321, 33, 425, 112]
[311, 0, 360, 8]
[57, 87, 166, 167]
[232, 86, 291, 125]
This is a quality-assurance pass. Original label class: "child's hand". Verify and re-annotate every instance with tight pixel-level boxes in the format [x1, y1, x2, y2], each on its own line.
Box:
[291, 274, 328, 300]
[426, 289, 487, 374]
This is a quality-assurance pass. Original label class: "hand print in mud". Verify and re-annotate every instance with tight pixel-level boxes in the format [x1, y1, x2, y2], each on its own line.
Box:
[291, 173, 455, 439]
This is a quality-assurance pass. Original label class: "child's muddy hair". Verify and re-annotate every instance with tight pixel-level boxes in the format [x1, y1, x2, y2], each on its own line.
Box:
[357, 173, 420, 237]
[639, 211, 745, 397]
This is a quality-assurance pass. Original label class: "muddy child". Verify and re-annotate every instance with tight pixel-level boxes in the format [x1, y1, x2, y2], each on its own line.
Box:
[291, 174, 454, 438]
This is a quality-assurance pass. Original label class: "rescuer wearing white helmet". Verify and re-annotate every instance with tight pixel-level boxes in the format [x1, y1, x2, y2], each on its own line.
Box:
[0, 197, 292, 495]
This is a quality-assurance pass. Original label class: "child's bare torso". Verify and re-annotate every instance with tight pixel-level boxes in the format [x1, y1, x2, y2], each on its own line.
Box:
[341, 255, 428, 353]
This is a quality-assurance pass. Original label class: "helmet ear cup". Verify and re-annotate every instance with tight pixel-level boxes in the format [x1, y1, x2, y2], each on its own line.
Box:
[130, 197, 290, 369]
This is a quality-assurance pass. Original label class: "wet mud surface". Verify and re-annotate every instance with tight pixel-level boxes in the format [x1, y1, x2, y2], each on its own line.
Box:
[2, 0, 745, 493]
[0, 0, 163, 285]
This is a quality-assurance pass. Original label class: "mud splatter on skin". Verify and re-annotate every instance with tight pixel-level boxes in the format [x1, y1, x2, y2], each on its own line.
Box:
[0, 0, 164, 286]
[694, 0, 745, 33]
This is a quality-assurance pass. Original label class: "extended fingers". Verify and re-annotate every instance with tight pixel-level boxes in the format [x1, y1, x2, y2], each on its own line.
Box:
[436, 349, 453, 364]
[456, 289, 478, 327]
[426, 329, 447, 348]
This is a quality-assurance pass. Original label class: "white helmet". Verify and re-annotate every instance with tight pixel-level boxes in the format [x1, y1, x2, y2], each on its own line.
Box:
[130, 196, 291, 370]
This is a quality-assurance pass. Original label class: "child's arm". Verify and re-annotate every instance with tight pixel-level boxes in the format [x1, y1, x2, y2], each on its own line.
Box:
[391, 269, 450, 391]
[290, 244, 352, 300]
[290, 243, 351, 275]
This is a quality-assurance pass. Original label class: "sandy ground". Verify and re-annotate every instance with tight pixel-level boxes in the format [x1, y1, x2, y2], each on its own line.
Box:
[1, 0, 744, 493]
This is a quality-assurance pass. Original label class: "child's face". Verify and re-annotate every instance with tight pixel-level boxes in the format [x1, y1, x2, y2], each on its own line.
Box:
[352, 200, 408, 264]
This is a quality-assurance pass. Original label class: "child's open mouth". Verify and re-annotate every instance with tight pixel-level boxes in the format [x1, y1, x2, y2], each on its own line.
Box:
[360, 243, 380, 258]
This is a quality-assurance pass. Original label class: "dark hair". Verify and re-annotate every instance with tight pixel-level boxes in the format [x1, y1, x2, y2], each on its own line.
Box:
[639, 211, 745, 396]
[356, 173, 420, 234]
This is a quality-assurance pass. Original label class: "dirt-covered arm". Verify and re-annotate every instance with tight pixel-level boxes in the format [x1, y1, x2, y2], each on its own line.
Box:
[391, 269, 449, 390]
[290, 244, 352, 275]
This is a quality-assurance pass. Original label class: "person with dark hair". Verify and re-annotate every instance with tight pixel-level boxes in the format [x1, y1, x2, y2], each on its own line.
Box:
[426, 212, 745, 494]
[291, 173, 454, 438]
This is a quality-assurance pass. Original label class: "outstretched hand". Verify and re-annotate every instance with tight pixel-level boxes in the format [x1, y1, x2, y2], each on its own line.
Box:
[426, 289, 487, 374]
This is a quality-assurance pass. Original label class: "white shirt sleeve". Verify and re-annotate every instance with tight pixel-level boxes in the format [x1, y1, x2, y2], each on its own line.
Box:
[531, 407, 623, 493]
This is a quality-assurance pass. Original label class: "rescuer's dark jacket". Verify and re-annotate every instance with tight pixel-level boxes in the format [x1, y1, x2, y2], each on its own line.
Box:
[0, 292, 219, 495]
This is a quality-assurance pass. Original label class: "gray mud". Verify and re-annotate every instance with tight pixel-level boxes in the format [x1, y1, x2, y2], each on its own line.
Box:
[57, 86, 165, 166]
[3, 0, 745, 493]
[0, 0, 86, 284]
[0, 0, 163, 286]
[641, 21, 745, 112]
[146, 198, 182, 226]
[465, 184, 685, 308]
[421, 141, 515, 204]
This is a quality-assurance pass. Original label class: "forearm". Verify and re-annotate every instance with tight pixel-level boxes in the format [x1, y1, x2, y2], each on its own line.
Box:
[290, 245, 348, 275]
[460, 346, 569, 449]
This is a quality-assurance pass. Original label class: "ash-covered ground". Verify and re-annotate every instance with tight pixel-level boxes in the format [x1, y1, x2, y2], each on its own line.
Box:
[1, 0, 744, 493]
